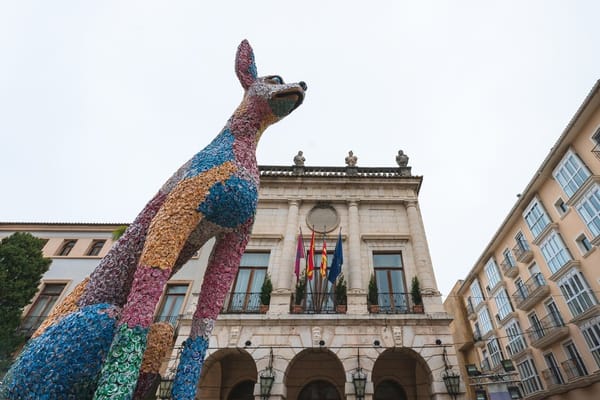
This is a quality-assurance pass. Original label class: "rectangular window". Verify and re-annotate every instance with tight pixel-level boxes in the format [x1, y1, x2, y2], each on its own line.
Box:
[544, 352, 564, 385]
[495, 289, 513, 321]
[487, 337, 504, 368]
[576, 184, 600, 238]
[478, 307, 493, 335]
[515, 231, 530, 251]
[86, 240, 106, 256]
[56, 240, 77, 256]
[576, 234, 593, 254]
[553, 150, 591, 198]
[517, 358, 543, 395]
[540, 231, 571, 274]
[555, 198, 569, 216]
[563, 341, 588, 379]
[21, 283, 67, 335]
[156, 284, 189, 323]
[581, 317, 600, 368]
[505, 320, 527, 356]
[229, 252, 270, 313]
[484, 258, 501, 290]
[502, 248, 516, 268]
[558, 270, 597, 318]
[470, 280, 484, 307]
[524, 199, 551, 238]
[374, 253, 408, 313]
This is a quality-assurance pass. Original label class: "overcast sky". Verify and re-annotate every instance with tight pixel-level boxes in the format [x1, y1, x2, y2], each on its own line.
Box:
[2, 1, 600, 298]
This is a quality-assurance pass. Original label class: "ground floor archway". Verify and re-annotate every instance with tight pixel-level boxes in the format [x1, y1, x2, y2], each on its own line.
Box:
[298, 379, 342, 400]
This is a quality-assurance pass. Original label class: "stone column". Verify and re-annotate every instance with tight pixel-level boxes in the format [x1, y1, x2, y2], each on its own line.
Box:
[270, 200, 300, 313]
[348, 201, 362, 290]
[347, 201, 367, 314]
[405, 201, 438, 294]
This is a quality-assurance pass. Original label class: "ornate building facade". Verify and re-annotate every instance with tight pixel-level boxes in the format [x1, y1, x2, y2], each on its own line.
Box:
[2, 154, 462, 400]
[445, 81, 600, 400]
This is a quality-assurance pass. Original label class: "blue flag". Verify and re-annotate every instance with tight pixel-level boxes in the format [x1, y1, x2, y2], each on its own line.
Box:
[328, 230, 343, 283]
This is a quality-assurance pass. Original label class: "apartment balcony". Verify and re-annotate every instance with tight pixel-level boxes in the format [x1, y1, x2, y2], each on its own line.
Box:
[512, 241, 534, 264]
[561, 359, 588, 381]
[154, 314, 183, 335]
[512, 273, 550, 311]
[466, 298, 477, 320]
[500, 258, 519, 278]
[526, 314, 569, 349]
[541, 367, 564, 389]
[592, 142, 600, 161]
[222, 291, 262, 314]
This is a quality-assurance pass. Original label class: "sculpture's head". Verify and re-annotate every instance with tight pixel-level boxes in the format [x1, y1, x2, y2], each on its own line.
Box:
[234, 39, 306, 135]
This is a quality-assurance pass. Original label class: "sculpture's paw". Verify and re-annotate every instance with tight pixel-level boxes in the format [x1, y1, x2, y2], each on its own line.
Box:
[0, 303, 120, 400]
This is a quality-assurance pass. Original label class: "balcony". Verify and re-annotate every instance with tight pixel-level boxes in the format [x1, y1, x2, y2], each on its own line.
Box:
[292, 291, 347, 314]
[371, 292, 424, 314]
[541, 367, 564, 388]
[466, 298, 476, 320]
[512, 241, 534, 264]
[593, 142, 600, 161]
[561, 359, 588, 381]
[154, 314, 183, 335]
[222, 292, 262, 314]
[501, 258, 519, 278]
[526, 313, 569, 349]
[512, 273, 550, 311]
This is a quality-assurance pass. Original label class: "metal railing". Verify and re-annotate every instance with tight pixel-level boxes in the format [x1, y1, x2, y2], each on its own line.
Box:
[541, 367, 564, 387]
[512, 240, 533, 262]
[561, 359, 588, 380]
[512, 273, 547, 305]
[222, 292, 262, 314]
[526, 313, 565, 343]
[374, 292, 423, 314]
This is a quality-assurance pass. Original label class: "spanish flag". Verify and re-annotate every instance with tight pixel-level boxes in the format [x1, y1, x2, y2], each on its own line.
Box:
[307, 229, 315, 280]
[320, 237, 327, 278]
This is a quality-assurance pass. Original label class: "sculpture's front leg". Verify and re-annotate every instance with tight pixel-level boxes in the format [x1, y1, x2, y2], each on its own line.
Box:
[172, 220, 253, 400]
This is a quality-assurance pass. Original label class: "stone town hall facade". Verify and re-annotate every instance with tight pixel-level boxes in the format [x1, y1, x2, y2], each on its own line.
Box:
[1, 154, 461, 400]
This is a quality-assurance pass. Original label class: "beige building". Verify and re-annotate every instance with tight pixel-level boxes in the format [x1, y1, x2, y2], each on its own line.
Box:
[2, 155, 464, 400]
[446, 81, 600, 400]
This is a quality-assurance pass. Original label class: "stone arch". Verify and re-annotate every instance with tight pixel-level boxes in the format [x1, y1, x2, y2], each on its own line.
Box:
[284, 348, 346, 400]
[197, 348, 257, 400]
[372, 348, 432, 400]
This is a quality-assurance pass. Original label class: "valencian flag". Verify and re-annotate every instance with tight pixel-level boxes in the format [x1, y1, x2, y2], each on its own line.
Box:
[328, 229, 343, 284]
[320, 236, 327, 278]
[306, 229, 315, 280]
[294, 229, 305, 281]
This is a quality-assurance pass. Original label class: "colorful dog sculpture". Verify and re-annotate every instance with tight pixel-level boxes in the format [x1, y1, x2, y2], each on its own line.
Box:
[0, 39, 306, 400]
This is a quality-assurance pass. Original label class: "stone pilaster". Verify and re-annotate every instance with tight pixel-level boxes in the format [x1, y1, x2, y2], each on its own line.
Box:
[270, 200, 299, 313]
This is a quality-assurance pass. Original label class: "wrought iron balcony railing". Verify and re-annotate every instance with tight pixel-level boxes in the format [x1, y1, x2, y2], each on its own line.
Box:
[541, 367, 564, 388]
[374, 292, 423, 314]
[512, 240, 534, 263]
[222, 292, 262, 314]
[512, 273, 549, 311]
[561, 358, 588, 381]
[526, 313, 569, 348]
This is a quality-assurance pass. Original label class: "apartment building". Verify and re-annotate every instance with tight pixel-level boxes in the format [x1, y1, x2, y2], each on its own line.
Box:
[2, 154, 464, 399]
[447, 81, 600, 400]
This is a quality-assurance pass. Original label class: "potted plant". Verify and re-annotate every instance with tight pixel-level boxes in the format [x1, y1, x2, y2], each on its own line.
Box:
[335, 274, 347, 313]
[260, 274, 273, 313]
[367, 274, 379, 313]
[293, 274, 306, 313]
[411, 276, 424, 313]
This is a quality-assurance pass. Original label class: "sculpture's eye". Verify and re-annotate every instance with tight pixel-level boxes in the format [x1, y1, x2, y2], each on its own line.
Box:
[268, 75, 284, 84]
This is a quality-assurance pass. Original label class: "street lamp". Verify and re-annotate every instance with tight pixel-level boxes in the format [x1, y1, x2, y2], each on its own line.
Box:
[352, 348, 367, 400]
[259, 348, 275, 400]
[442, 370, 461, 400]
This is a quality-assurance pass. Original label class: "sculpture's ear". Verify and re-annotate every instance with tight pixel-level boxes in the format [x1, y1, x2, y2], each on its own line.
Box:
[235, 39, 257, 90]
